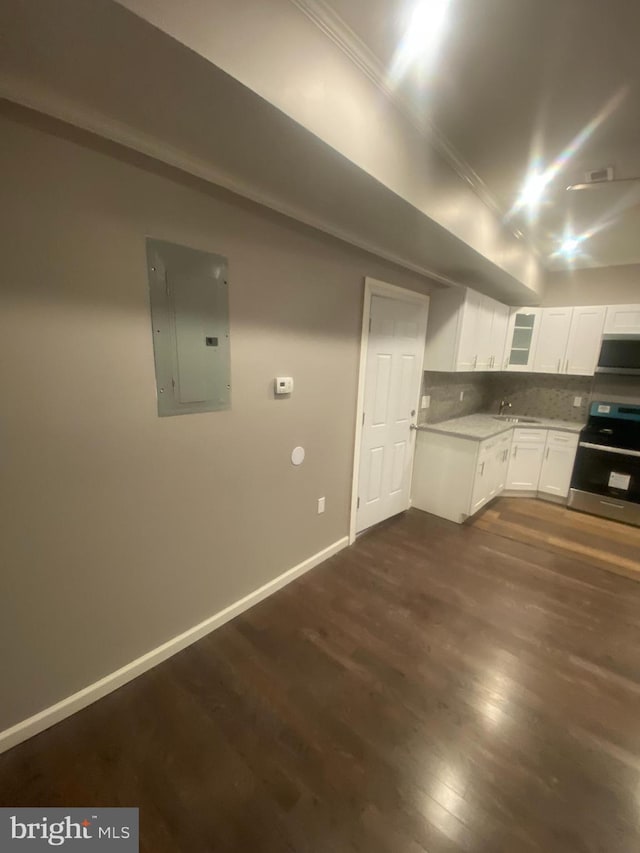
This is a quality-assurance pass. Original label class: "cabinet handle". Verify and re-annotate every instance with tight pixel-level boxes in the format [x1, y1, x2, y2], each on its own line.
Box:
[557, 358, 561, 372]
[480, 461, 485, 475]
[473, 355, 478, 369]
[545, 447, 550, 460]
[513, 446, 518, 458]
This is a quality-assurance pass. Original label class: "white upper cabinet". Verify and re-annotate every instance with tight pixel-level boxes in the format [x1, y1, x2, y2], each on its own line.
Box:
[533, 306, 606, 376]
[533, 308, 573, 373]
[485, 302, 510, 371]
[565, 306, 606, 375]
[424, 288, 635, 377]
[604, 304, 640, 334]
[473, 294, 495, 370]
[503, 308, 540, 371]
[456, 289, 483, 371]
[423, 287, 510, 372]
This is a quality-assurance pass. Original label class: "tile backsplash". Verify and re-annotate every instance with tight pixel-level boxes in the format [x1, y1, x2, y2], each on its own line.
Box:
[421, 370, 640, 424]
[485, 374, 592, 422]
[420, 371, 491, 423]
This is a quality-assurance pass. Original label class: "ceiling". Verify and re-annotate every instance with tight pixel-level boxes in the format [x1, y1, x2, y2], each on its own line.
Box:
[321, 0, 640, 270]
[0, 0, 543, 305]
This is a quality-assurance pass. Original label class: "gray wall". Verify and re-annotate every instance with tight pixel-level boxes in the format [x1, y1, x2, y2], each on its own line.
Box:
[544, 265, 640, 307]
[0, 107, 435, 732]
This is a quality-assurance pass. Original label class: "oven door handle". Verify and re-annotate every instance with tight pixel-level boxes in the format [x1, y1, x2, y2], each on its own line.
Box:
[579, 441, 640, 458]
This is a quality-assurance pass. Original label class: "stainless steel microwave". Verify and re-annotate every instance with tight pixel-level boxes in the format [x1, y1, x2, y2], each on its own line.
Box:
[596, 334, 640, 375]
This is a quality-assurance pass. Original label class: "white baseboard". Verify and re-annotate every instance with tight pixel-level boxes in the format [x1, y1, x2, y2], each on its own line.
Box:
[0, 536, 349, 755]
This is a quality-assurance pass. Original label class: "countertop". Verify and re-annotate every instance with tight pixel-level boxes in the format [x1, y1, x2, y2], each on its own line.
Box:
[416, 413, 584, 441]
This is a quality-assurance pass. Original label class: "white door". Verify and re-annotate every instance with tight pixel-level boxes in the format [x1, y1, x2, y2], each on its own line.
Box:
[533, 308, 572, 373]
[506, 443, 545, 490]
[494, 436, 511, 493]
[357, 292, 429, 533]
[470, 454, 490, 513]
[565, 306, 606, 375]
[538, 432, 579, 498]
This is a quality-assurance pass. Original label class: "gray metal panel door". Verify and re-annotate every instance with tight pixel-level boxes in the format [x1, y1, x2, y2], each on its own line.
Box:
[147, 238, 230, 416]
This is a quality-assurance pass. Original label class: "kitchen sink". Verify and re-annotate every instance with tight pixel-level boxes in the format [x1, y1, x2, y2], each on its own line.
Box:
[492, 416, 541, 424]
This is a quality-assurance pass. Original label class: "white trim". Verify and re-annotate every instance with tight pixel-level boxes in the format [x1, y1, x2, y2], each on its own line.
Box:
[0, 536, 348, 755]
[349, 278, 429, 543]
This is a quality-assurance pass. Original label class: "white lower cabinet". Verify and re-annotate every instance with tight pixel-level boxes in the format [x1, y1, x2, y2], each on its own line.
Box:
[412, 427, 580, 524]
[506, 429, 547, 491]
[506, 428, 579, 498]
[538, 431, 580, 498]
[412, 431, 512, 523]
[471, 434, 511, 512]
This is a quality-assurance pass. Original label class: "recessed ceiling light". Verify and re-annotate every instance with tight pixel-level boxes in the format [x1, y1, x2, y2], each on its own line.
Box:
[408, 0, 450, 47]
[560, 237, 581, 255]
[518, 170, 550, 209]
[390, 0, 451, 81]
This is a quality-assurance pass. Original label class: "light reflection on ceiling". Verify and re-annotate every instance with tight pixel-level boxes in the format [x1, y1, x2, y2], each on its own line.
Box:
[508, 87, 629, 226]
[389, 0, 452, 86]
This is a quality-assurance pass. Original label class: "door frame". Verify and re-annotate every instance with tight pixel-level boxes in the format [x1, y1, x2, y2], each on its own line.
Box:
[349, 277, 430, 543]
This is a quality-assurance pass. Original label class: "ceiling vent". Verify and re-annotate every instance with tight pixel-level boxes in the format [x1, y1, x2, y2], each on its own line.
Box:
[585, 166, 614, 184]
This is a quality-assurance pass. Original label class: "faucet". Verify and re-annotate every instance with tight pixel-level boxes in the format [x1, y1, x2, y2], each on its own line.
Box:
[499, 399, 512, 416]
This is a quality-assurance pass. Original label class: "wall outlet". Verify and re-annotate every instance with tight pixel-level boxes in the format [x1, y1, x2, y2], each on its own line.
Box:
[459, 390, 465, 402]
[573, 396, 582, 407]
[317, 497, 325, 514]
[421, 395, 430, 409]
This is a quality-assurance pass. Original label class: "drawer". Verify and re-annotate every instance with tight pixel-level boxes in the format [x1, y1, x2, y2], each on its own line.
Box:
[546, 430, 579, 449]
[513, 428, 547, 444]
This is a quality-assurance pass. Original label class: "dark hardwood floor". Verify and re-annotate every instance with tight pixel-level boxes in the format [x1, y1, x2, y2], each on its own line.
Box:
[472, 497, 640, 581]
[1, 503, 640, 852]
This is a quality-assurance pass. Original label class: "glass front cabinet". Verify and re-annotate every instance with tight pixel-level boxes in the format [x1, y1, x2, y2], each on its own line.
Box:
[503, 308, 541, 371]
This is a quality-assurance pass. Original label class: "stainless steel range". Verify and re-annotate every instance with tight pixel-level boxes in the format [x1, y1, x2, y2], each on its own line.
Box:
[569, 402, 640, 526]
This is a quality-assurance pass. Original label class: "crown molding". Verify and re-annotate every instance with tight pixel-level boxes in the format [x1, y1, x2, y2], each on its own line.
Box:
[288, 0, 542, 259]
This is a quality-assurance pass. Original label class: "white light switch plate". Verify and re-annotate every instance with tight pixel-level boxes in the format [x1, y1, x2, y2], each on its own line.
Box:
[317, 497, 325, 514]
[573, 396, 582, 407]
[459, 391, 465, 402]
[275, 376, 293, 395]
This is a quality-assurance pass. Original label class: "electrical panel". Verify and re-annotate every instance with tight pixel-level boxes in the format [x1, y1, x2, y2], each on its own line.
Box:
[147, 238, 230, 416]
